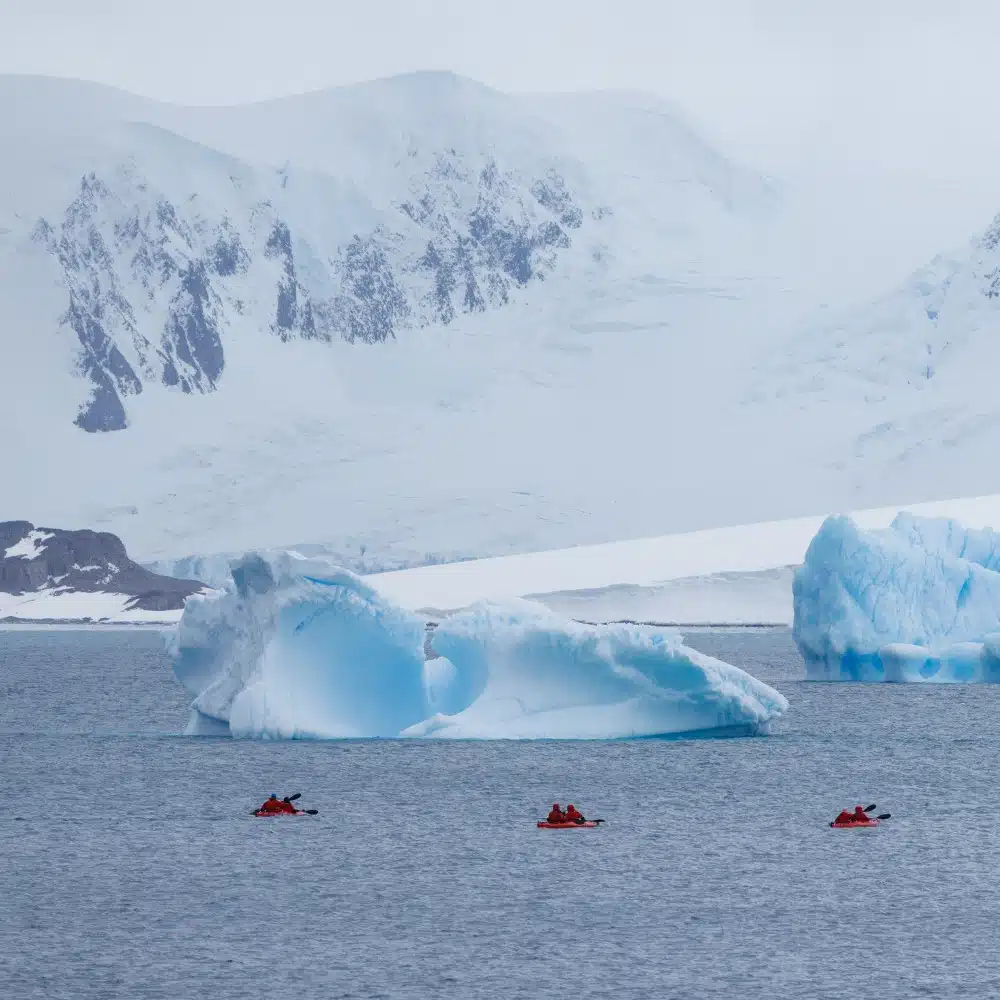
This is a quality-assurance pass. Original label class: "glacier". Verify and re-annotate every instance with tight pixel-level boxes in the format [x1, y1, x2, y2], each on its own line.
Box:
[169, 551, 788, 739]
[793, 512, 1000, 681]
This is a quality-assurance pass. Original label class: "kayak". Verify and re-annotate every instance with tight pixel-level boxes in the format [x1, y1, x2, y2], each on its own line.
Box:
[537, 821, 600, 829]
[253, 809, 310, 818]
[830, 819, 879, 829]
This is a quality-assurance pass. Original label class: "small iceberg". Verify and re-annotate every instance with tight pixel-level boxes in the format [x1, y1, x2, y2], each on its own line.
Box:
[794, 512, 1000, 681]
[169, 551, 788, 738]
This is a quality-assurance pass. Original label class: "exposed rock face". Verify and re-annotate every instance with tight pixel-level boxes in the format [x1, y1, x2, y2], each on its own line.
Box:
[0, 521, 203, 611]
[31, 148, 585, 433]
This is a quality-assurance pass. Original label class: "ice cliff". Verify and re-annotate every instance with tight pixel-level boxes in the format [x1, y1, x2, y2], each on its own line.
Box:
[169, 551, 787, 738]
[794, 512, 1000, 681]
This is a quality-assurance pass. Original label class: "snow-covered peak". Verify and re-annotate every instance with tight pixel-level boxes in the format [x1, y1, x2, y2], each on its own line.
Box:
[743, 207, 1000, 511]
[1, 70, 776, 435]
[764, 208, 1000, 400]
[0, 72, 801, 565]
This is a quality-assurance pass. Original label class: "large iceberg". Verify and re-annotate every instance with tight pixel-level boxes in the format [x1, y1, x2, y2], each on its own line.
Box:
[169, 551, 787, 738]
[794, 512, 1000, 681]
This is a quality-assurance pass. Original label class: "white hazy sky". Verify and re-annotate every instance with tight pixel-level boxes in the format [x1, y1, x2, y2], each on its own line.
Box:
[3, 0, 1000, 183]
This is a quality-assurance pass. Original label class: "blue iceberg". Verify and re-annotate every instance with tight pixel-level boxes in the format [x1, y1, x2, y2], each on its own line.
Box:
[794, 512, 1000, 681]
[169, 551, 787, 738]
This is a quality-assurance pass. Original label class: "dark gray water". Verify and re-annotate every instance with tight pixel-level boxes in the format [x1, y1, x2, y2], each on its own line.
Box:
[3, 627, 1000, 1000]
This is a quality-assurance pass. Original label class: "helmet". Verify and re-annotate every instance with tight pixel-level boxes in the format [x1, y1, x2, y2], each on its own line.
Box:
[270, 793, 278, 799]
[567, 804, 575, 810]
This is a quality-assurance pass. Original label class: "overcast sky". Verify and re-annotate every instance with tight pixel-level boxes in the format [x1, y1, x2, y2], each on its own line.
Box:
[4, 0, 1000, 183]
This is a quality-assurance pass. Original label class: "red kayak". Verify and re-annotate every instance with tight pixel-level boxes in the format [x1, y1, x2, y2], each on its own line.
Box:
[830, 819, 879, 829]
[253, 809, 310, 818]
[537, 820, 600, 829]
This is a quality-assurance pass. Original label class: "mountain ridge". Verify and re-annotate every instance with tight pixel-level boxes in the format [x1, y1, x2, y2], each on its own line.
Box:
[0, 71, 889, 567]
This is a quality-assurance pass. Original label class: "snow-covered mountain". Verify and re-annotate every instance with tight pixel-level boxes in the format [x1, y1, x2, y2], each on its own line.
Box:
[4, 81, 585, 432]
[753, 210, 1000, 507]
[4, 72, 813, 566]
[14, 71, 998, 571]
[1, 73, 779, 432]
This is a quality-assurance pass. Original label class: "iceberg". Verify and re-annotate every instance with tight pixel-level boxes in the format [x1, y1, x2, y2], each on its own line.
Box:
[408, 601, 788, 738]
[169, 551, 788, 738]
[793, 512, 1000, 681]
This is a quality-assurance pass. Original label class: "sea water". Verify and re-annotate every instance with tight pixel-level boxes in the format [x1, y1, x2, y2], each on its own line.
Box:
[3, 627, 1000, 999]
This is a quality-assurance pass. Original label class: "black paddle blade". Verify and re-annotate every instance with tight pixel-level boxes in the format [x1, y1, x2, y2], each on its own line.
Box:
[863, 803, 877, 812]
[303, 809, 318, 815]
[876, 813, 891, 820]
[593, 818, 605, 824]
[282, 793, 302, 803]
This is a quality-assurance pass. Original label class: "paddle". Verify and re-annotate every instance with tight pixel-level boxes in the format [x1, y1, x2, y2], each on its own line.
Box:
[283, 793, 302, 803]
[863, 803, 877, 812]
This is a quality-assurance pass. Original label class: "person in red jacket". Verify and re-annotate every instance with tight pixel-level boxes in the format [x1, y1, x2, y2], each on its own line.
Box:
[833, 809, 854, 825]
[258, 794, 285, 815]
[564, 804, 586, 824]
[547, 803, 566, 824]
[852, 805, 870, 824]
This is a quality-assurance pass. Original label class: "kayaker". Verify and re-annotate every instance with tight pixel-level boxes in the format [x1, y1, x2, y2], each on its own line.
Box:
[547, 803, 566, 824]
[834, 809, 854, 825]
[852, 805, 869, 823]
[258, 794, 288, 815]
[564, 804, 585, 824]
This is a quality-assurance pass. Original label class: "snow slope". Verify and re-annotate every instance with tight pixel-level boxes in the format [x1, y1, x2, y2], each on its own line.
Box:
[364, 495, 1000, 617]
[0, 589, 183, 624]
[170, 550, 787, 739]
[754, 211, 1000, 510]
[531, 568, 797, 627]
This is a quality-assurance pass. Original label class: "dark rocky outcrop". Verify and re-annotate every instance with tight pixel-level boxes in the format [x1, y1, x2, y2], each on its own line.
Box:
[34, 153, 586, 432]
[161, 259, 225, 392]
[0, 521, 203, 612]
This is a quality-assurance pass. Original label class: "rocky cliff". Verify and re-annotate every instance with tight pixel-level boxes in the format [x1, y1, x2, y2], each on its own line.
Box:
[0, 521, 203, 611]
